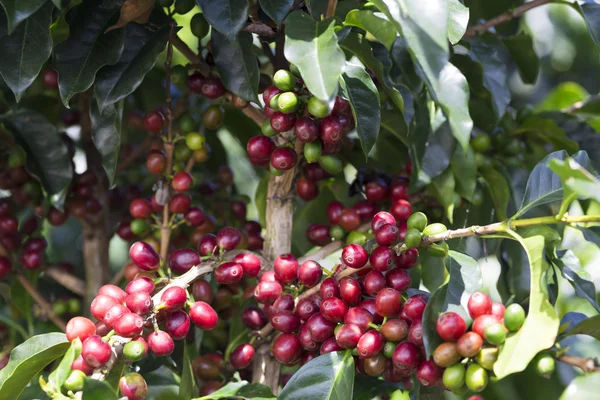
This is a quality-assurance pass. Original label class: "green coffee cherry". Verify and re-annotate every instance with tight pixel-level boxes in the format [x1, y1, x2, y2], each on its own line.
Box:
[427, 242, 449, 258]
[484, 323, 507, 345]
[330, 225, 345, 240]
[278, 92, 298, 114]
[270, 164, 285, 176]
[504, 139, 525, 155]
[269, 94, 281, 111]
[273, 69, 296, 91]
[442, 363, 466, 390]
[289, 64, 301, 77]
[346, 231, 367, 246]
[185, 132, 205, 151]
[262, 120, 278, 137]
[318, 155, 343, 175]
[64, 370, 86, 392]
[535, 354, 556, 377]
[123, 340, 147, 362]
[475, 347, 498, 370]
[179, 113, 196, 133]
[175, 142, 193, 162]
[475, 153, 493, 170]
[465, 363, 488, 392]
[404, 228, 422, 249]
[190, 13, 210, 38]
[304, 140, 322, 163]
[8, 147, 25, 168]
[504, 303, 526, 332]
[170, 65, 188, 87]
[67, 298, 81, 315]
[383, 342, 395, 358]
[451, 385, 469, 396]
[407, 212, 427, 232]
[174, 0, 195, 14]
[131, 219, 149, 236]
[52, 300, 67, 316]
[471, 134, 492, 153]
[422, 222, 447, 236]
[307, 97, 329, 118]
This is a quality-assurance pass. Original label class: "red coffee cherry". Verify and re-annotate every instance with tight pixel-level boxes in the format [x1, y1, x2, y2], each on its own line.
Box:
[306, 313, 336, 342]
[270, 112, 297, 133]
[376, 288, 402, 317]
[247, 136, 276, 161]
[294, 117, 319, 142]
[321, 337, 344, 354]
[48, 206, 69, 226]
[298, 324, 319, 351]
[365, 179, 388, 203]
[126, 292, 153, 315]
[393, 341, 422, 372]
[342, 244, 368, 269]
[372, 211, 396, 232]
[143, 111, 165, 133]
[436, 312, 467, 342]
[82, 335, 111, 368]
[327, 201, 344, 225]
[21, 250, 43, 270]
[129, 198, 152, 219]
[353, 200, 376, 222]
[119, 372, 148, 400]
[386, 268, 412, 292]
[320, 277, 340, 299]
[254, 280, 283, 305]
[189, 301, 218, 330]
[408, 319, 423, 346]
[403, 296, 427, 321]
[116, 222, 135, 241]
[165, 310, 191, 340]
[273, 333, 302, 364]
[146, 149, 167, 175]
[370, 246, 396, 272]
[242, 306, 268, 330]
[491, 302, 506, 320]
[271, 310, 301, 333]
[339, 209, 361, 231]
[320, 115, 343, 143]
[23, 238, 47, 253]
[103, 304, 129, 329]
[147, 330, 175, 356]
[191, 279, 213, 303]
[160, 286, 187, 311]
[274, 253, 299, 284]
[389, 180, 409, 201]
[270, 146, 297, 171]
[43, 70, 59, 89]
[468, 291, 493, 319]
[169, 193, 192, 214]
[375, 223, 400, 247]
[200, 76, 225, 99]
[363, 270, 386, 297]
[339, 276, 362, 306]
[296, 297, 319, 321]
[230, 253, 260, 278]
[185, 207, 206, 226]
[381, 319, 409, 342]
[114, 313, 144, 338]
[72, 355, 94, 376]
[296, 177, 319, 201]
[95, 321, 111, 337]
[457, 331, 483, 358]
[126, 276, 155, 295]
[215, 261, 243, 284]
[297, 260, 322, 288]
[396, 248, 419, 269]
[390, 199, 412, 222]
[66, 317, 96, 343]
[90, 295, 119, 321]
[335, 323, 363, 349]
[320, 297, 348, 323]
[472, 314, 501, 338]
[306, 224, 330, 246]
[273, 294, 295, 313]
[357, 330, 385, 359]
[0, 215, 18, 233]
[416, 359, 443, 387]
[216, 227, 242, 250]
[344, 307, 374, 332]
[230, 343, 255, 369]
[359, 299, 383, 324]
[198, 234, 218, 256]
[0, 256, 12, 279]
[172, 172, 193, 192]
[129, 241, 160, 271]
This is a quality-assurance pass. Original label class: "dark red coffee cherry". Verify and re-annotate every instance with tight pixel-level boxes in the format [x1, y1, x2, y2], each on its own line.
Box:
[403, 296, 427, 321]
[320, 337, 344, 354]
[271, 310, 301, 333]
[274, 253, 299, 284]
[468, 291, 493, 319]
[320, 297, 348, 323]
[339, 277, 362, 306]
[389, 180, 409, 201]
[298, 324, 319, 351]
[147, 330, 175, 356]
[327, 201, 344, 224]
[129, 241, 160, 271]
[230, 343, 255, 369]
[359, 299, 383, 324]
[372, 211, 396, 232]
[189, 301, 218, 330]
[191, 279, 213, 303]
[339, 209, 361, 231]
[272, 333, 302, 364]
[375, 223, 400, 247]
[396, 248, 419, 269]
[48, 206, 69, 226]
[129, 199, 152, 219]
[82, 335, 111, 368]
[365, 179, 388, 203]
[254, 281, 283, 305]
[198, 234, 218, 256]
[306, 224, 330, 246]
[172, 172, 193, 192]
[375, 288, 402, 317]
[233, 253, 261, 278]
[184, 207, 205, 226]
[370, 246, 396, 272]
[296, 177, 319, 201]
[363, 270, 386, 297]
[270, 146, 297, 171]
[21, 250, 42, 270]
[165, 310, 191, 340]
[297, 260, 322, 288]
[344, 307, 374, 332]
[143, 111, 165, 133]
[416, 359, 443, 387]
[273, 294, 295, 312]
[294, 117, 319, 142]
[357, 330, 385, 359]
[390, 199, 412, 222]
[320, 277, 340, 299]
[386, 268, 411, 292]
[200, 77, 225, 99]
[381, 319, 409, 342]
[393, 341, 422, 372]
[270, 112, 297, 133]
[103, 304, 128, 329]
[436, 312, 467, 342]
[215, 261, 243, 284]
[242, 306, 268, 330]
[160, 286, 187, 311]
[90, 295, 119, 321]
[126, 292, 153, 315]
[353, 200, 376, 222]
[342, 244, 368, 269]
[320, 115, 343, 143]
[43, 70, 59, 89]
[263, 85, 282, 104]
[216, 227, 242, 250]
[169, 193, 192, 214]
[126, 276, 155, 295]
[296, 297, 319, 321]
[408, 319, 423, 346]
[168, 248, 201, 274]
[247, 136, 276, 161]
[306, 313, 336, 342]
[335, 323, 363, 349]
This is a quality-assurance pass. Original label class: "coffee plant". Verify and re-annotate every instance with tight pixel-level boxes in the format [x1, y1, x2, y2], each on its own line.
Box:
[1, 0, 600, 399]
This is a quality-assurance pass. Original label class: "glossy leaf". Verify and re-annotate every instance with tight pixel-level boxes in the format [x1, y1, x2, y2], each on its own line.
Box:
[54, 1, 125, 107]
[535, 82, 589, 113]
[3, 109, 73, 195]
[279, 351, 355, 400]
[544, 112, 600, 171]
[560, 372, 600, 400]
[196, 0, 249, 42]
[430, 168, 456, 222]
[579, 225, 600, 246]
[344, 9, 396, 50]
[91, 101, 123, 187]
[494, 231, 560, 379]
[180, 341, 199, 399]
[480, 167, 510, 221]
[94, 11, 170, 112]
[575, 1, 600, 47]
[212, 30, 259, 102]
[195, 380, 275, 400]
[501, 34, 539, 84]
[470, 40, 510, 119]
[0, 333, 69, 399]
[514, 117, 579, 154]
[48, 338, 82, 391]
[0, 0, 46, 33]
[447, 0, 469, 44]
[451, 144, 477, 201]
[422, 251, 482, 357]
[562, 314, 600, 341]
[259, 0, 293, 25]
[340, 63, 380, 157]
[284, 11, 346, 110]
[549, 154, 600, 216]
[82, 378, 118, 400]
[305, 0, 328, 20]
[0, 2, 53, 102]
[553, 250, 600, 313]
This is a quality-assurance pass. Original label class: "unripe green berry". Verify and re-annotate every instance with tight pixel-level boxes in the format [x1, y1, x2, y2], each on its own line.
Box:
[270, 164, 285, 176]
[484, 323, 506, 345]
[504, 303, 526, 332]
[475, 347, 498, 370]
[190, 13, 210, 38]
[123, 340, 147, 362]
[535, 354, 556, 377]
[407, 212, 427, 232]
[130, 219, 149, 236]
[471, 134, 492, 153]
[273, 69, 296, 91]
[304, 140, 322, 163]
[63, 370, 86, 392]
[427, 242, 448, 258]
[475, 153, 493, 170]
[175, 142, 193, 162]
[8, 147, 26, 168]
[179, 114, 197, 133]
[422, 223, 447, 236]
[269, 94, 281, 111]
[318, 155, 343, 175]
[346, 231, 367, 246]
[330, 225, 345, 240]
[442, 363, 466, 390]
[278, 92, 298, 114]
[289, 64, 301, 77]
[185, 132, 205, 151]
[404, 228, 422, 249]
[261, 119, 278, 137]
[67, 298, 81, 315]
[465, 363, 488, 392]
[170, 65, 188, 87]
[307, 97, 329, 118]
[383, 342, 395, 358]
[52, 300, 67, 316]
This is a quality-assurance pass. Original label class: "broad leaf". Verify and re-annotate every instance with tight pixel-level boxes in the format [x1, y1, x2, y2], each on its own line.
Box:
[0, 0, 46, 33]
[82, 378, 118, 400]
[562, 314, 600, 341]
[279, 351, 355, 400]
[514, 117, 579, 154]
[0, 333, 69, 399]
[0, 2, 53, 102]
[344, 9, 396, 50]
[48, 338, 82, 392]
[574, 1, 600, 47]
[579, 225, 600, 246]
[255, 173, 269, 227]
[553, 250, 600, 313]
[481, 167, 510, 221]
[180, 341, 199, 399]
[91, 101, 123, 187]
[549, 154, 599, 216]
[212, 30, 259, 102]
[447, 0, 468, 44]
[451, 144, 477, 201]
[470, 40, 510, 120]
[340, 63, 380, 157]
[494, 231, 560, 379]
[54, 1, 125, 107]
[422, 251, 482, 357]
[196, 0, 249, 42]
[259, 0, 293, 25]
[501, 34, 539, 84]
[535, 82, 589, 113]
[195, 381, 275, 400]
[430, 168, 456, 222]
[3, 109, 73, 195]
[94, 11, 170, 112]
[560, 372, 600, 400]
[306, 0, 328, 19]
[284, 11, 346, 110]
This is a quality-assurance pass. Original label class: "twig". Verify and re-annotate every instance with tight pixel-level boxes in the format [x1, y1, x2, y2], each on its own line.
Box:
[184, 157, 195, 173]
[464, 0, 552, 39]
[170, 33, 210, 76]
[45, 267, 85, 296]
[297, 223, 370, 264]
[557, 354, 600, 373]
[243, 22, 276, 38]
[326, 0, 338, 18]
[16, 275, 66, 331]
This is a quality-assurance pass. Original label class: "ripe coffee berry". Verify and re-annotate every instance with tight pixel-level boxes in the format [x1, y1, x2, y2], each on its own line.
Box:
[416, 360, 443, 387]
[143, 111, 165, 133]
[271, 310, 301, 333]
[390, 199, 412, 222]
[230, 343, 255, 369]
[103, 304, 128, 329]
[297, 260, 322, 288]
[365, 179, 388, 203]
[254, 281, 283, 304]
[270, 112, 297, 133]
[375, 288, 402, 317]
[82, 335, 111, 368]
[386, 268, 411, 292]
[457, 331, 483, 358]
[242, 306, 268, 330]
[468, 291, 493, 319]
[357, 330, 385, 359]
[298, 325, 319, 352]
[342, 244, 368, 269]
[344, 307, 374, 332]
[363, 270, 387, 297]
[393, 341, 422, 372]
[90, 295, 119, 321]
[274, 254, 299, 284]
[71, 355, 94, 376]
[168, 248, 201, 274]
[169, 193, 191, 214]
[21, 250, 42, 270]
[232, 253, 261, 278]
[327, 201, 344, 224]
[216, 227, 242, 250]
[335, 323, 363, 349]
[339, 209, 361, 231]
[296, 297, 318, 320]
[66, 317, 96, 343]
[472, 314, 501, 338]
[306, 313, 336, 342]
[198, 234, 218, 256]
[160, 286, 187, 311]
[403, 296, 427, 321]
[296, 177, 319, 201]
[215, 261, 243, 284]
[129, 241, 160, 271]
[396, 248, 419, 269]
[408, 319, 423, 345]
[98, 284, 127, 303]
[320, 297, 348, 323]
[247, 136, 275, 160]
[372, 211, 396, 232]
[306, 224, 330, 246]
[126, 276, 155, 295]
[375, 223, 400, 247]
[189, 301, 218, 330]
[147, 330, 175, 356]
[320, 277, 340, 299]
[272, 294, 295, 312]
[114, 313, 144, 338]
[370, 246, 396, 272]
[294, 117, 319, 142]
[339, 277, 362, 306]
[272, 333, 302, 364]
[320, 115, 343, 143]
[119, 372, 147, 400]
[165, 310, 191, 340]
[321, 337, 344, 354]
[270, 146, 297, 171]
[172, 172, 193, 192]
[436, 312, 467, 342]
[381, 319, 409, 342]
[200, 77, 225, 99]
[129, 199, 152, 219]
[491, 301, 506, 320]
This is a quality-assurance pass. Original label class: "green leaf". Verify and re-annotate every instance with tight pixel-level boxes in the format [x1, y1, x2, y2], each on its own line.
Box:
[212, 30, 259, 103]
[340, 63, 380, 157]
[104, 358, 124, 393]
[0, 2, 52, 102]
[0, 0, 46, 34]
[422, 251, 482, 358]
[560, 371, 600, 400]
[579, 225, 600, 246]
[259, 0, 293, 25]
[430, 168, 456, 222]
[494, 231, 560, 379]
[470, 40, 510, 119]
[514, 117, 579, 154]
[553, 250, 600, 313]
[574, 2, 600, 47]
[0, 333, 69, 399]
[54, 1, 125, 107]
[305, 0, 328, 20]
[180, 341, 199, 399]
[535, 82, 589, 113]
[196, 0, 249, 42]
[549, 154, 600, 216]
[279, 351, 355, 400]
[451, 144, 477, 201]
[344, 9, 396, 50]
[90, 100, 122, 187]
[94, 11, 170, 112]
[194, 380, 275, 400]
[82, 378, 118, 400]
[562, 314, 600, 341]
[447, 0, 469, 45]
[501, 34, 539, 84]
[3, 109, 73, 195]
[480, 167, 510, 221]
[380, 109, 408, 145]
[284, 11, 346, 109]
[48, 338, 82, 391]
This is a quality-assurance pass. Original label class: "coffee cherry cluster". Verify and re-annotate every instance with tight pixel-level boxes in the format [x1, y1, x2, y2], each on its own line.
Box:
[432, 292, 527, 394]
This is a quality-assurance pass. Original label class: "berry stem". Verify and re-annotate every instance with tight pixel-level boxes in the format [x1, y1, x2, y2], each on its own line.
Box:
[45, 266, 85, 296]
[556, 354, 600, 373]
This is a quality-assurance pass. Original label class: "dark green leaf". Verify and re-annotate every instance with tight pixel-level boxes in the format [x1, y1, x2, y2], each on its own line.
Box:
[470, 40, 510, 119]
[494, 231, 560, 379]
[464, 0, 522, 36]
[180, 341, 199, 399]
[535, 82, 588, 113]
[559, 311, 587, 335]
[380, 109, 408, 145]
[419, 251, 445, 293]
[501, 34, 539, 84]
[514, 117, 579, 154]
[480, 167, 510, 220]
[549, 154, 600, 216]
[562, 314, 600, 341]
[422, 251, 482, 357]
[54, 1, 125, 107]
[579, 225, 600, 246]
[0, 333, 69, 399]
[3, 109, 73, 195]
[194, 380, 275, 400]
[279, 351, 354, 400]
[0, 2, 53, 102]
[0, 0, 46, 33]
[560, 371, 600, 400]
[553, 250, 600, 313]
[91, 100, 122, 187]
[48, 338, 82, 391]
[196, 0, 249, 42]
[447, 0, 468, 44]
[104, 358, 124, 393]
[305, 0, 328, 20]
[82, 378, 118, 400]
[430, 168, 456, 222]
[212, 30, 259, 102]
[340, 63, 380, 157]
[284, 11, 346, 109]
[451, 144, 477, 201]
[576, 2, 600, 47]
[259, 0, 293, 25]
[344, 9, 396, 50]
[94, 11, 170, 112]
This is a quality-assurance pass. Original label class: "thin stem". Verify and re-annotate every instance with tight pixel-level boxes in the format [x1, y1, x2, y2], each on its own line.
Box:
[45, 267, 85, 296]
[557, 354, 600, 373]
[326, 0, 338, 18]
[16, 274, 66, 331]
